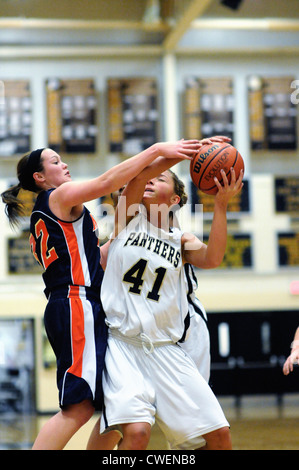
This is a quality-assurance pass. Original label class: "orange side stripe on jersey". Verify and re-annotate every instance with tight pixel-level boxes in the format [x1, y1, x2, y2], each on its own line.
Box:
[68, 285, 85, 378]
[58, 221, 85, 285]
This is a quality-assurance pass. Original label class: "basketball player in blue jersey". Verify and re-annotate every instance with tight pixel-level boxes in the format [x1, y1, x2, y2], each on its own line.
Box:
[1, 140, 200, 450]
[100, 150, 243, 449]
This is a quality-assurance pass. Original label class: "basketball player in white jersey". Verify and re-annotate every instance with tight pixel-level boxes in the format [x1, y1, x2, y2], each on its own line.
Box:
[100, 139, 243, 449]
[109, 171, 210, 386]
[182, 263, 210, 382]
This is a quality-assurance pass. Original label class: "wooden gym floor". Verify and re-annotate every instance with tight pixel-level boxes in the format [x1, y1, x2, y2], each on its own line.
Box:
[1, 394, 299, 450]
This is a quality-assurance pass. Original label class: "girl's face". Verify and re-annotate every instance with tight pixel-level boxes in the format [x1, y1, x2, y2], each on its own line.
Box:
[34, 149, 71, 189]
[142, 171, 180, 208]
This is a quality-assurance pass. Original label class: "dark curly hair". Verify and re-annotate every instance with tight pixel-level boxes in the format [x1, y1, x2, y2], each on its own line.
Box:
[167, 169, 188, 208]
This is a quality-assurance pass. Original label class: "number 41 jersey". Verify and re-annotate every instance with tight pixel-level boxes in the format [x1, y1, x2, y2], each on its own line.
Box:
[29, 189, 103, 297]
[101, 211, 189, 344]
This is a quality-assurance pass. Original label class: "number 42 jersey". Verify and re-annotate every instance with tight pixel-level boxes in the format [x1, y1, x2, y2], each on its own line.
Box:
[29, 189, 103, 297]
[101, 210, 189, 344]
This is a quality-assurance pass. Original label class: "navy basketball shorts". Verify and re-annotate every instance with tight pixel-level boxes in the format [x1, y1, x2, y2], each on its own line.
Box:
[44, 285, 108, 411]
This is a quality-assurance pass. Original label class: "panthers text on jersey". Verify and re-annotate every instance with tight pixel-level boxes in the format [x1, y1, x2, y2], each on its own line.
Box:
[101, 211, 189, 343]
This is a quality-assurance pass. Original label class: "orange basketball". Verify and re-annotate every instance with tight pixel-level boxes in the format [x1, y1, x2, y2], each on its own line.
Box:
[190, 142, 244, 195]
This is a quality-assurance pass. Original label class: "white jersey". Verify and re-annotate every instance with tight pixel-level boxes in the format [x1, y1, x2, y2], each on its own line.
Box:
[182, 264, 210, 382]
[101, 210, 189, 343]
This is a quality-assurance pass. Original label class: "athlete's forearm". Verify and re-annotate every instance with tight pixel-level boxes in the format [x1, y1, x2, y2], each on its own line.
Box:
[204, 200, 228, 268]
[91, 139, 198, 200]
[56, 140, 198, 209]
[97, 144, 161, 196]
[88, 144, 161, 201]
[112, 156, 183, 234]
[290, 327, 299, 353]
[133, 156, 182, 183]
[186, 201, 228, 269]
[54, 144, 161, 209]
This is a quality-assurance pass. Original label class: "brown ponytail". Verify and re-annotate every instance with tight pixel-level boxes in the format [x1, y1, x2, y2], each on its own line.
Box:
[1, 149, 44, 228]
[1, 182, 24, 228]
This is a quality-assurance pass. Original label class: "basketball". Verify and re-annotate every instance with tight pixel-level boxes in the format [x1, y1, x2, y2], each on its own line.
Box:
[190, 142, 244, 195]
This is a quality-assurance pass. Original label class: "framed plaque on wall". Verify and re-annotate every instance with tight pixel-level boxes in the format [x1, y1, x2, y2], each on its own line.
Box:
[0, 80, 32, 156]
[189, 179, 250, 215]
[107, 78, 159, 154]
[184, 77, 234, 143]
[202, 232, 252, 269]
[275, 176, 299, 214]
[46, 78, 97, 153]
[248, 76, 297, 151]
[278, 231, 299, 267]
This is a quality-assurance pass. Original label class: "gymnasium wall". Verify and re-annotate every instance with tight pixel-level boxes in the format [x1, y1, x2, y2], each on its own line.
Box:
[0, 51, 298, 412]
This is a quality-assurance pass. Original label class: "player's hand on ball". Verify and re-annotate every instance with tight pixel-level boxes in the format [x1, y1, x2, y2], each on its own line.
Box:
[214, 167, 244, 204]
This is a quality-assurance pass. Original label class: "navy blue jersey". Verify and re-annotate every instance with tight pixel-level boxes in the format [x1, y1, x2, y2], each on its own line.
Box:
[29, 189, 103, 296]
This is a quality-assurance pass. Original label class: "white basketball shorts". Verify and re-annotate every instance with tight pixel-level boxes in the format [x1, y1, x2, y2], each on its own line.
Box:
[100, 333, 229, 450]
[180, 313, 211, 383]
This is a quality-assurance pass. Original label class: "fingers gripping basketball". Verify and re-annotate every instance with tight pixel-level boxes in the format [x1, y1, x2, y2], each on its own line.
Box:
[190, 143, 244, 195]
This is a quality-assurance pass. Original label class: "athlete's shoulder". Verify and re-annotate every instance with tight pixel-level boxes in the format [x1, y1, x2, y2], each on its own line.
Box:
[32, 189, 54, 211]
